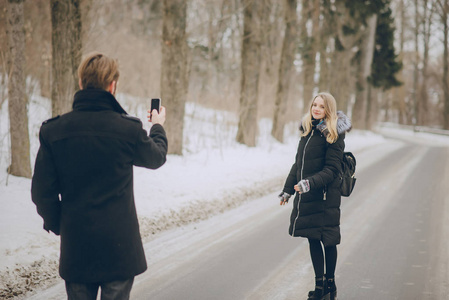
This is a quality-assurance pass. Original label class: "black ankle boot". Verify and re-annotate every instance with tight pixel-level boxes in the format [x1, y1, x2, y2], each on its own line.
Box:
[307, 276, 330, 300]
[325, 276, 337, 300]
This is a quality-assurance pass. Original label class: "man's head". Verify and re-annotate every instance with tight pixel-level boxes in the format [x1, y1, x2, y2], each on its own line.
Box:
[78, 52, 120, 95]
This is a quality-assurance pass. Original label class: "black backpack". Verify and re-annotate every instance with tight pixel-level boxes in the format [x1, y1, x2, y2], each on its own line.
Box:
[340, 152, 356, 197]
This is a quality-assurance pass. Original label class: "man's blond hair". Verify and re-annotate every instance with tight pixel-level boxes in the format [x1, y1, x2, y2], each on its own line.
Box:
[78, 52, 120, 90]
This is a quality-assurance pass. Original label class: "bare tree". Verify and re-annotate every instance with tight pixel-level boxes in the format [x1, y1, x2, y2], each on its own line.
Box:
[200, 0, 239, 94]
[50, 0, 82, 117]
[394, 0, 409, 125]
[318, 0, 333, 92]
[328, 1, 362, 113]
[417, 0, 436, 126]
[366, 85, 379, 128]
[271, 0, 297, 142]
[353, 14, 377, 129]
[6, 0, 31, 178]
[71, 0, 82, 92]
[412, 0, 420, 127]
[437, 0, 449, 129]
[236, 0, 264, 147]
[301, 0, 320, 112]
[161, 0, 188, 154]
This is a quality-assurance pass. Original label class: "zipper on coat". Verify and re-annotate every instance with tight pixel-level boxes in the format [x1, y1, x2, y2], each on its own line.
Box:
[291, 130, 314, 237]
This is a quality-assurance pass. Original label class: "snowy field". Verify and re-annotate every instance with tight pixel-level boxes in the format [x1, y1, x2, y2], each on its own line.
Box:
[2, 91, 447, 298]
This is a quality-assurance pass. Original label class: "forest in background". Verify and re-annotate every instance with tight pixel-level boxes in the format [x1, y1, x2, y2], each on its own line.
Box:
[1, 0, 448, 178]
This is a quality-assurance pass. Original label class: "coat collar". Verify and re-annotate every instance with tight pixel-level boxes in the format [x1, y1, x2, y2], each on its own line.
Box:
[301, 111, 352, 136]
[316, 111, 352, 136]
[72, 88, 127, 114]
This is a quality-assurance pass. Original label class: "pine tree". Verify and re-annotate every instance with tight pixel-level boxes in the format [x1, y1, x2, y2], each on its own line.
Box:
[345, 0, 401, 129]
[369, 4, 402, 90]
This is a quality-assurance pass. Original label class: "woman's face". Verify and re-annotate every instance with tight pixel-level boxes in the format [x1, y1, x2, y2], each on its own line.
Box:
[311, 96, 326, 120]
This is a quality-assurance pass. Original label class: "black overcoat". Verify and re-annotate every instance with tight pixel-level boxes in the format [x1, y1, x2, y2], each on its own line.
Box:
[31, 89, 168, 283]
[282, 112, 351, 246]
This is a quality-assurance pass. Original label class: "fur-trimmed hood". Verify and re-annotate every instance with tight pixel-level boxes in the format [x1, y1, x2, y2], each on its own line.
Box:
[301, 111, 352, 136]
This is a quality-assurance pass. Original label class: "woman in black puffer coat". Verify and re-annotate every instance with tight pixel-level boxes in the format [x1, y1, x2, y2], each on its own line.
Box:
[279, 92, 351, 300]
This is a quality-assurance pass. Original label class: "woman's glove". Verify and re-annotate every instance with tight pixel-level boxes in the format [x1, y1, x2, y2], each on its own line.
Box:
[278, 192, 291, 204]
[296, 179, 310, 194]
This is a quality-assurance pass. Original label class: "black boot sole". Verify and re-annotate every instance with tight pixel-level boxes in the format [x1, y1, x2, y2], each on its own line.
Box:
[307, 292, 330, 300]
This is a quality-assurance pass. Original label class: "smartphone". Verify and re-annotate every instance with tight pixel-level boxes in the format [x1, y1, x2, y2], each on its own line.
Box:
[151, 98, 161, 113]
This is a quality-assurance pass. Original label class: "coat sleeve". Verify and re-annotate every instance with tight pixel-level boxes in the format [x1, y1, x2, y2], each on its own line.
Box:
[31, 129, 61, 235]
[282, 162, 297, 195]
[133, 124, 168, 169]
[282, 140, 301, 195]
[306, 133, 345, 190]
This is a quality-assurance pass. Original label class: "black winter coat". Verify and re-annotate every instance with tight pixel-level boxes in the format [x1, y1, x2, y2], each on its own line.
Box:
[31, 89, 168, 283]
[282, 112, 351, 246]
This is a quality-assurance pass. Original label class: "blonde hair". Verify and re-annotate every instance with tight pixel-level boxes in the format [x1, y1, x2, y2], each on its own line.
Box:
[301, 92, 339, 144]
[78, 52, 120, 90]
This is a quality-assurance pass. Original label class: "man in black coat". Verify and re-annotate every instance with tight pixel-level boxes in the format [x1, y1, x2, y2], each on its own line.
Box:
[31, 52, 168, 299]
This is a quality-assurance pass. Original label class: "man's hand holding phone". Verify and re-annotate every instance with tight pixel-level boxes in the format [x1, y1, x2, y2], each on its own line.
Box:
[147, 98, 165, 125]
[148, 106, 166, 125]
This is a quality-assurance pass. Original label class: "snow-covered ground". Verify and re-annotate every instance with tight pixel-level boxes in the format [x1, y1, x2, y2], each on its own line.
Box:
[3, 91, 446, 298]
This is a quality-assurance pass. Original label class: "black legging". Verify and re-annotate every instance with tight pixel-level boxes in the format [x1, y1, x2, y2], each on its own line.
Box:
[308, 238, 337, 279]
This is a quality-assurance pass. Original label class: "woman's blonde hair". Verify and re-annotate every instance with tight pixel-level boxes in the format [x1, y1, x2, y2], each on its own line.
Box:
[301, 92, 339, 144]
[78, 52, 120, 90]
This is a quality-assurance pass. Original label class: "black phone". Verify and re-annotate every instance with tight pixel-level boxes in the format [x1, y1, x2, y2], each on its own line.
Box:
[151, 98, 161, 113]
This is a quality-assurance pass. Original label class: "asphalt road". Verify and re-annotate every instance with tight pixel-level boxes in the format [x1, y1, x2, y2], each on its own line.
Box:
[131, 137, 449, 300]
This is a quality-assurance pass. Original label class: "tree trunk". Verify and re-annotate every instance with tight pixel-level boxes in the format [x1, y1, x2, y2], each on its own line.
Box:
[6, 0, 31, 178]
[318, 0, 333, 92]
[352, 14, 377, 129]
[318, 43, 330, 92]
[301, 0, 320, 112]
[51, 0, 82, 117]
[366, 85, 379, 130]
[418, 0, 434, 126]
[300, 0, 311, 113]
[396, 0, 408, 125]
[71, 0, 82, 93]
[271, 0, 297, 143]
[329, 42, 352, 112]
[161, 0, 188, 155]
[412, 0, 420, 127]
[394, 52, 408, 124]
[329, 0, 361, 113]
[442, 0, 449, 129]
[236, 0, 263, 147]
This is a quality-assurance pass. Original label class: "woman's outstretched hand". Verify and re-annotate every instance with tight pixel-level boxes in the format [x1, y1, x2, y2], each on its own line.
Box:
[278, 192, 291, 205]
